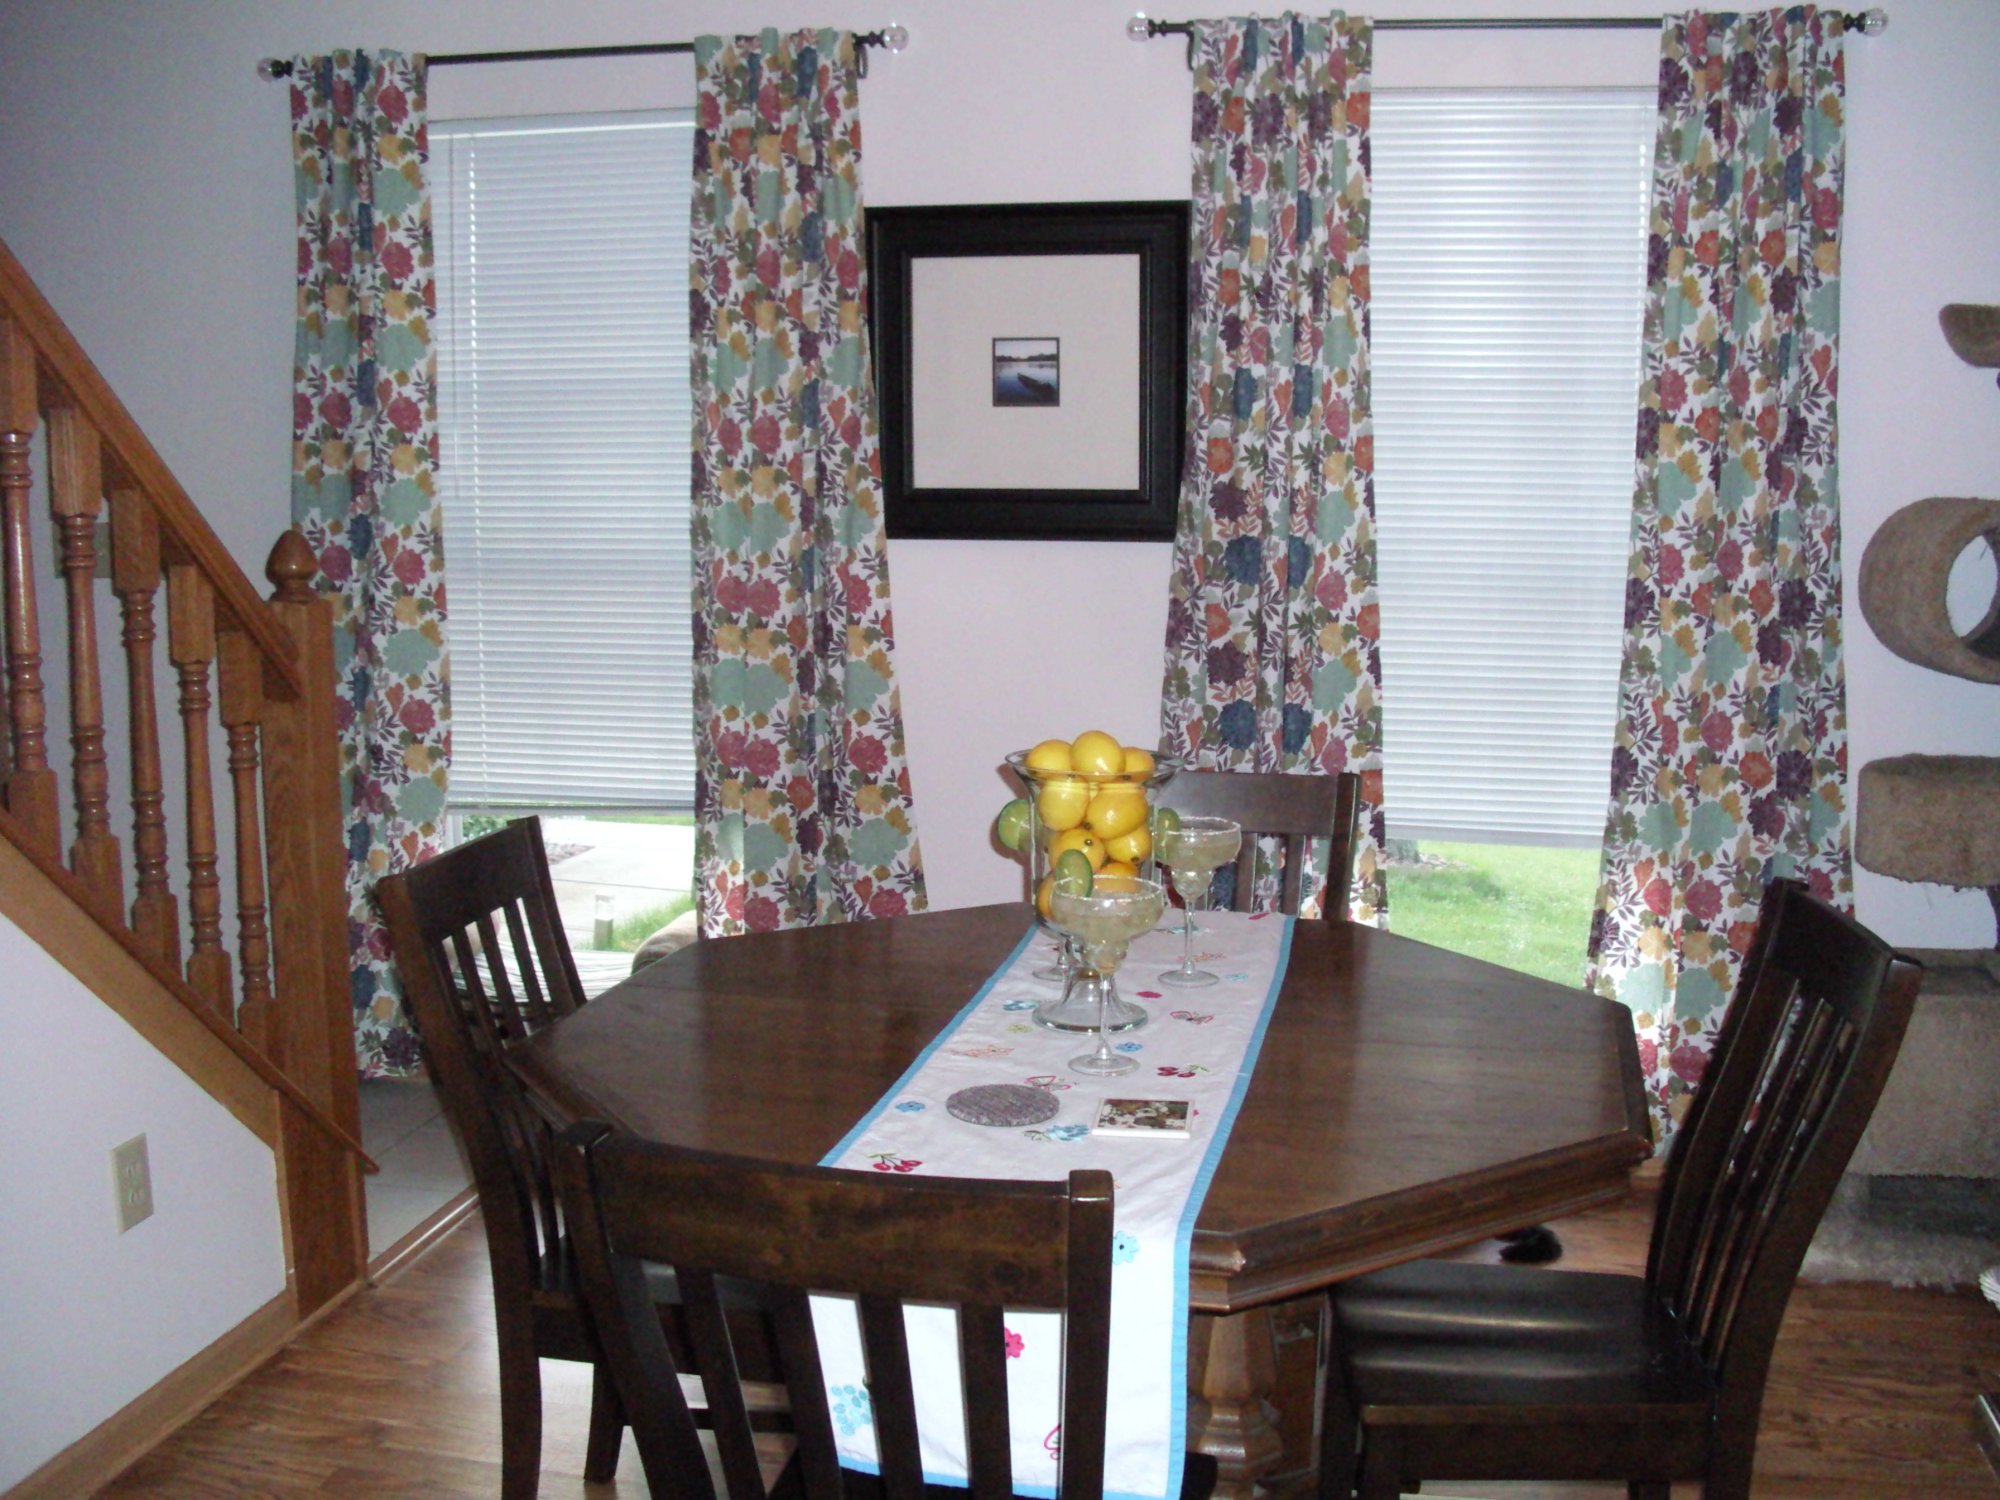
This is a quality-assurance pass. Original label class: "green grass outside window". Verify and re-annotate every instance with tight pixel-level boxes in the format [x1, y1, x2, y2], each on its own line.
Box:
[1385, 842, 1602, 990]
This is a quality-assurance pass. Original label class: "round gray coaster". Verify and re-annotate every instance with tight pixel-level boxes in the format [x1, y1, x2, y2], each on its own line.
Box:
[946, 1083, 1059, 1127]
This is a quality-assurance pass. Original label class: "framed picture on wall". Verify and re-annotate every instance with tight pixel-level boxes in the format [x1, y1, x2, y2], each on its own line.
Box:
[867, 201, 1189, 542]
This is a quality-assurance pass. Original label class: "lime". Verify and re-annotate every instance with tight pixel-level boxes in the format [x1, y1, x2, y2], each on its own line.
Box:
[1150, 804, 1183, 838]
[1051, 848, 1094, 897]
[994, 797, 1032, 853]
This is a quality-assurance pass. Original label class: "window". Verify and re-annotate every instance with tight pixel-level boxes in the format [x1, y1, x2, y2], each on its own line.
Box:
[433, 110, 695, 814]
[1370, 89, 1655, 979]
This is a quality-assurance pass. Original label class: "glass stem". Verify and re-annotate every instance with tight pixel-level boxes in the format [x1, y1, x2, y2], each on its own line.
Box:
[1094, 958, 1116, 1064]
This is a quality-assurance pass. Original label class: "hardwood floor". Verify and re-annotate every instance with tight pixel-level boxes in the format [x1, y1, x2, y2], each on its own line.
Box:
[103, 1196, 2000, 1498]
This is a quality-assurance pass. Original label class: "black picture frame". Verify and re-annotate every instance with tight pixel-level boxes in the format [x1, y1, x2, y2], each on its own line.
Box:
[867, 201, 1189, 542]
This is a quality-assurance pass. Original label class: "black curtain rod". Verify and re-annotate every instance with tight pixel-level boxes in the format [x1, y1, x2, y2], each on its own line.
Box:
[1131, 8, 1886, 64]
[260, 26, 910, 81]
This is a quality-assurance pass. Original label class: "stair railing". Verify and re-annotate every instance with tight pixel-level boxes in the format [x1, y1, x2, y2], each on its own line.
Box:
[0, 235, 367, 1312]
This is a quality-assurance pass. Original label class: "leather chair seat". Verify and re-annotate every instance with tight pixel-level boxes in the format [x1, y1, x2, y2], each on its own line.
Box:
[1332, 1260, 1716, 1418]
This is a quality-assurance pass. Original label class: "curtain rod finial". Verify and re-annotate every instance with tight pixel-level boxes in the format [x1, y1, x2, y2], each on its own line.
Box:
[1127, 13, 1153, 40]
[1856, 7, 1889, 35]
[880, 22, 909, 52]
[256, 57, 292, 80]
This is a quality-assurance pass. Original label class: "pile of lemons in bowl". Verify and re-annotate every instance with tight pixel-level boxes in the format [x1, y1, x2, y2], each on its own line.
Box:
[995, 730, 1180, 918]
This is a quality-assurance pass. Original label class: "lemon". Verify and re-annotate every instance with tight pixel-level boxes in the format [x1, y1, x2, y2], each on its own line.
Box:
[1025, 738, 1073, 774]
[1123, 745, 1157, 778]
[1103, 824, 1152, 865]
[994, 797, 1031, 853]
[1049, 828, 1106, 871]
[1036, 777, 1091, 832]
[1051, 848, 1095, 897]
[1084, 783, 1148, 839]
[1069, 729, 1125, 777]
[1100, 859, 1140, 879]
[1035, 874, 1056, 920]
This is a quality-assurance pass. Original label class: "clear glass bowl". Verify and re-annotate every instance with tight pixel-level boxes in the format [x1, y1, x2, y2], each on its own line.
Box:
[1004, 748, 1180, 1032]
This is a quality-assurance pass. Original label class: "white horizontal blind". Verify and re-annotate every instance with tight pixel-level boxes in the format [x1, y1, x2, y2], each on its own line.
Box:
[434, 111, 695, 810]
[1372, 90, 1654, 846]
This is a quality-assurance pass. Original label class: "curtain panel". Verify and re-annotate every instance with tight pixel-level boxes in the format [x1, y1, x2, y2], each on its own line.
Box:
[1162, 12, 1387, 922]
[1589, 7, 1851, 1139]
[690, 28, 927, 937]
[289, 50, 448, 1077]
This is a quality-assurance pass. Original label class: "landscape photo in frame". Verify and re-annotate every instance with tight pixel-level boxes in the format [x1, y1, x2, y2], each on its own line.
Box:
[992, 337, 1060, 407]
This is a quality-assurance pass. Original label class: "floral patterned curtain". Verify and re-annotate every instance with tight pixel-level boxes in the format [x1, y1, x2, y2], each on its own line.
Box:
[690, 29, 926, 936]
[1161, 13, 1386, 921]
[290, 51, 448, 1077]
[1588, 8, 1850, 1140]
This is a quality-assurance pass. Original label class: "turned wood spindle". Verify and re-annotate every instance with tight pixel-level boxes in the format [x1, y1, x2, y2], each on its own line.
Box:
[167, 563, 233, 1018]
[110, 490, 181, 972]
[0, 314, 58, 854]
[48, 406, 125, 919]
[218, 630, 275, 1054]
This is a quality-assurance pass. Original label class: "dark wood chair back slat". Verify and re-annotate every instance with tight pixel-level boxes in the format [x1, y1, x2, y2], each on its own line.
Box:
[961, 1300, 1016, 1500]
[554, 1123, 1119, 1500]
[1155, 768, 1360, 920]
[1646, 878, 1921, 1402]
[860, 1291, 924, 1500]
[769, 1288, 845, 1500]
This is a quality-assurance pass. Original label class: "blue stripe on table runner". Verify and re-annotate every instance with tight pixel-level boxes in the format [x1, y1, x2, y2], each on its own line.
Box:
[819, 919, 1042, 1166]
[1164, 913, 1298, 1496]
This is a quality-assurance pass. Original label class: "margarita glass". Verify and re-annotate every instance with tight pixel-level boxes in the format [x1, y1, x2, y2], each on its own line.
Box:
[1156, 815, 1242, 988]
[1049, 875, 1167, 1076]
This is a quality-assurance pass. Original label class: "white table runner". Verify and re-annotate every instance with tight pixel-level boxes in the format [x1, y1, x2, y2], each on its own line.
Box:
[813, 908, 1296, 1500]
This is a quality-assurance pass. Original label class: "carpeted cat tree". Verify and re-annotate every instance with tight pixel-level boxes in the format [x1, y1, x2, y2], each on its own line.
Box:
[1825, 305, 2000, 1298]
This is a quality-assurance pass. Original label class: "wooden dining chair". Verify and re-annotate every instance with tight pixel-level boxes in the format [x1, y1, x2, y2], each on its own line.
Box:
[375, 816, 624, 1496]
[1316, 877, 1923, 1500]
[551, 1121, 1220, 1500]
[1155, 768, 1361, 920]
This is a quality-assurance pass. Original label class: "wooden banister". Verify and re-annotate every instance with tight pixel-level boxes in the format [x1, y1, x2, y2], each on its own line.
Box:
[0, 233, 369, 1317]
[0, 239, 302, 699]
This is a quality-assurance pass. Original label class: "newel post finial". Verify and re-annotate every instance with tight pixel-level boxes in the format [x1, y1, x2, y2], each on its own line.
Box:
[266, 528, 319, 604]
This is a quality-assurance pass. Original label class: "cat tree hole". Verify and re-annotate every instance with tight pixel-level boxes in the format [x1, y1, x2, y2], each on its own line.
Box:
[1947, 530, 2000, 661]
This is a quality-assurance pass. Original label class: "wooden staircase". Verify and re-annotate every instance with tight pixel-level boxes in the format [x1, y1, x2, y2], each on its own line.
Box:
[0, 234, 369, 1318]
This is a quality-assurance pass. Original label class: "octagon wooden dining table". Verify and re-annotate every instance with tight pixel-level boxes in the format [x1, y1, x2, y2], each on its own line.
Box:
[509, 902, 1651, 1498]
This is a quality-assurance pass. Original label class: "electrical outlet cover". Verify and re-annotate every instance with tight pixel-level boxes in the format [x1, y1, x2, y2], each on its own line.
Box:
[112, 1134, 153, 1232]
